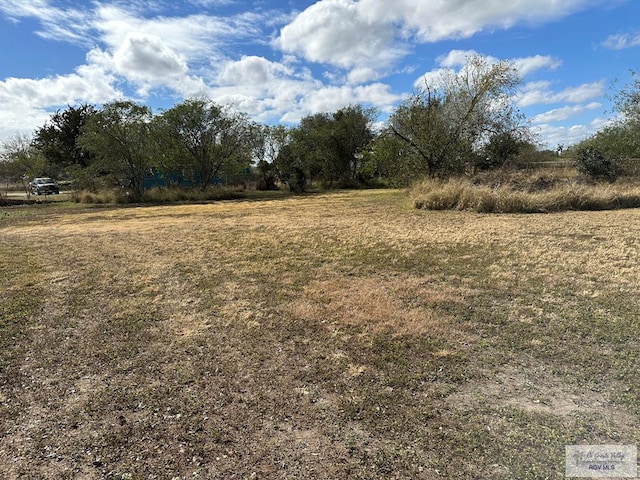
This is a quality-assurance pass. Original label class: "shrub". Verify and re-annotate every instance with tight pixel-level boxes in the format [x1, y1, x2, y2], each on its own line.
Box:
[576, 147, 619, 181]
[411, 175, 640, 213]
[70, 186, 275, 204]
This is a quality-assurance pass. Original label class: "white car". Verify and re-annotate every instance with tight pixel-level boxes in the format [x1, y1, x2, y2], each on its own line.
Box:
[30, 177, 60, 195]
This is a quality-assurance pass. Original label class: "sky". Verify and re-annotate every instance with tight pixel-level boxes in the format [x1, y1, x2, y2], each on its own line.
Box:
[1, 0, 639, 149]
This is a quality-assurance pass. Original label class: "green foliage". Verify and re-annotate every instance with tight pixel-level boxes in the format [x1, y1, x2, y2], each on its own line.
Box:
[479, 132, 535, 170]
[612, 69, 640, 122]
[575, 146, 619, 181]
[329, 105, 376, 185]
[155, 99, 254, 189]
[0, 133, 50, 182]
[362, 131, 424, 187]
[278, 105, 376, 189]
[388, 89, 458, 178]
[64, 163, 104, 192]
[576, 70, 640, 180]
[31, 104, 97, 177]
[255, 160, 278, 190]
[384, 54, 529, 182]
[274, 144, 307, 192]
[78, 101, 154, 201]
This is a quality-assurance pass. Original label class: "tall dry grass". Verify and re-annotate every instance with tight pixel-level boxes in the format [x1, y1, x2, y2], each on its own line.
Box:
[70, 185, 273, 204]
[411, 175, 640, 213]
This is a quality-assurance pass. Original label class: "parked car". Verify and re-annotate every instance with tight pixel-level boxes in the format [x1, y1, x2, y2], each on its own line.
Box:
[30, 177, 60, 195]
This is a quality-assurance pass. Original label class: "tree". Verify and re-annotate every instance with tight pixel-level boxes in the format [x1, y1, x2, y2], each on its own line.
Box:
[594, 72, 640, 160]
[0, 133, 48, 183]
[253, 125, 289, 190]
[280, 105, 376, 189]
[289, 112, 332, 186]
[78, 101, 153, 200]
[32, 104, 97, 177]
[362, 130, 423, 186]
[613, 70, 640, 122]
[574, 72, 640, 177]
[156, 99, 253, 189]
[388, 90, 456, 178]
[576, 145, 619, 181]
[479, 131, 534, 170]
[330, 105, 376, 184]
[387, 54, 528, 180]
[274, 143, 307, 192]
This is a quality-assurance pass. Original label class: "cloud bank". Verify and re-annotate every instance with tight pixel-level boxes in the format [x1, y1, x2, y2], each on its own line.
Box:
[0, 0, 621, 147]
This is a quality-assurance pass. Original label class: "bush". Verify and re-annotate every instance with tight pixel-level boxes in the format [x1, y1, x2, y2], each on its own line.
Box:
[71, 189, 132, 204]
[576, 147, 619, 181]
[411, 175, 640, 213]
[69, 186, 288, 204]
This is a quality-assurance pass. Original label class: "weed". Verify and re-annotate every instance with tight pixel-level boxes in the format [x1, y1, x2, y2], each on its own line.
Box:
[411, 174, 640, 213]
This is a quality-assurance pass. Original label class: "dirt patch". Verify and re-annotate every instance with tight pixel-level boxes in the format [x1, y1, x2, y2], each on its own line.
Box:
[447, 362, 635, 424]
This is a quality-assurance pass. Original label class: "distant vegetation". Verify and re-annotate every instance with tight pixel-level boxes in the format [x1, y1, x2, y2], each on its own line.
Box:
[1, 54, 639, 209]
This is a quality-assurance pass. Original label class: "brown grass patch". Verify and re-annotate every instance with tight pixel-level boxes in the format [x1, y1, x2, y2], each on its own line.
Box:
[290, 275, 470, 339]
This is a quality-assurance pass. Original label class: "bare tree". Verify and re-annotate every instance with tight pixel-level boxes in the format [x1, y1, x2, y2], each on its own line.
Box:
[388, 54, 529, 177]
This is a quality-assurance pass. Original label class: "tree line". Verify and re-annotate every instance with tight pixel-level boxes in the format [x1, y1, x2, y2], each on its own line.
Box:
[2, 54, 638, 200]
[571, 71, 640, 180]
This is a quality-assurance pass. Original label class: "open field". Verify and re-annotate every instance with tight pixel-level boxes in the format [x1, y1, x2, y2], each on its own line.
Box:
[1, 189, 639, 479]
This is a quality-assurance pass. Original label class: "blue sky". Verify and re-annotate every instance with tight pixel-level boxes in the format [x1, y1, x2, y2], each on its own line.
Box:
[1, 0, 639, 149]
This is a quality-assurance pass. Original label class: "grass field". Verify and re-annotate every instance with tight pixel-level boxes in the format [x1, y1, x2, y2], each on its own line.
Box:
[1, 189, 639, 479]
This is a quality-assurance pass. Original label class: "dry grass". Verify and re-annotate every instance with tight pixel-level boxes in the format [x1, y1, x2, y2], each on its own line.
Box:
[1, 189, 639, 479]
[411, 174, 640, 212]
[70, 186, 286, 205]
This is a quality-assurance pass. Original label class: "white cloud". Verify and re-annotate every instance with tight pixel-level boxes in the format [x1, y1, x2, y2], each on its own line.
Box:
[516, 81, 554, 106]
[517, 81, 604, 107]
[111, 33, 188, 86]
[602, 32, 640, 50]
[534, 116, 611, 149]
[277, 0, 593, 83]
[358, 0, 596, 42]
[0, 67, 121, 109]
[304, 83, 400, 114]
[93, 5, 263, 64]
[0, 0, 92, 45]
[557, 81, 605, 103]
[0, 0, 616, 148]
[0, 63, 123, 143]
[275, 82, 399, 123]
[208, 67, 400, 125]
[216, 56, 294, 87]
[0, 109, 50, 142]
[188, 0, 235, 6]
[436, 50, 475, 68]
[412, 68, 450, 91]
[347, 67, 380, 85]
[513, 55, 562, 76]
[278, 0, 405, 73]
[532, 102, 602, 123]
[437, 50, 560, 75]
[413, 51, 562, 90]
